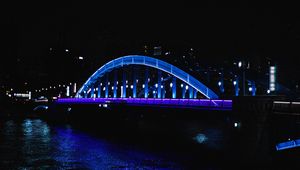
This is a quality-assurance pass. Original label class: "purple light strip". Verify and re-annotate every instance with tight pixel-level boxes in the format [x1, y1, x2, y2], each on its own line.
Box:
[55, 98, 232, 110]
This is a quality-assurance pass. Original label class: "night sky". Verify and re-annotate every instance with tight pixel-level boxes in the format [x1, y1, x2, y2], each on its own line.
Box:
[1, 4, 300, 89]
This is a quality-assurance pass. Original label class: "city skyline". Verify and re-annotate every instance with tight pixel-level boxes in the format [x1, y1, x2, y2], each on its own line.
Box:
[1, 6, 300, 91]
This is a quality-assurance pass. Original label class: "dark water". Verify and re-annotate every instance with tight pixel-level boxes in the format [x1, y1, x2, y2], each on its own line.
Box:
[0, 117, 234, 169]
[0, 119, 188, 169]
[2, 110, 299, 169]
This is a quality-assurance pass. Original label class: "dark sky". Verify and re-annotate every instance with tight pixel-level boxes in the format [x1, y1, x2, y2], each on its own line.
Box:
[1, 4, 300, 88]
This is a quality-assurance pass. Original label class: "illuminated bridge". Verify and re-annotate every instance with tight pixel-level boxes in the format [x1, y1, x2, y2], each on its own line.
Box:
[56, 55, 232, 110]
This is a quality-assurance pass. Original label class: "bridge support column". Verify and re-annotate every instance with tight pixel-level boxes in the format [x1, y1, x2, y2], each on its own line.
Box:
[105, 74, 109, 98]
[122, 70, 126, 98]
[133, 68, 137, 98]
[194, 90, 197, 99]
[144, 68, 149, 98]
[84, 91, 88, 98]
[157, 70, 162, 98]
[172, 77, 176, 98]
[189, 86, 194, 99]
[182, 84, 186, 99]
[235, 77, 239, 96]
[91, 87, 95, 98]
[98, 83, 101, 98]
[113, 70, 117, 98]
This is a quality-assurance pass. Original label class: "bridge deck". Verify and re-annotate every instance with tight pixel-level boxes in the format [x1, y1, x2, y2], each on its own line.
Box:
[55, 98, 232, 111]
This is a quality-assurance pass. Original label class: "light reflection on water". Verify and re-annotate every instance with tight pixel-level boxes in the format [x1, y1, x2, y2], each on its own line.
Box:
[0, 119, 182, 169]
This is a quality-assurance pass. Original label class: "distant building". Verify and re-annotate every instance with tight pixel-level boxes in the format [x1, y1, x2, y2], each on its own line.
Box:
[153, 46, 162, 56]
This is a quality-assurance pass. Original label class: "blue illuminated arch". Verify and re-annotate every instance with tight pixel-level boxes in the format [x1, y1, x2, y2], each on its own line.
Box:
[76, 55, 219, 99]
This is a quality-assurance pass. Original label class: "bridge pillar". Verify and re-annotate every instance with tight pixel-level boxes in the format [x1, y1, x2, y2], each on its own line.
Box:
[157, 70, 162, 98]
[98, 83, 101, 98]
[133, 68, 137, 98]
[105, 74, 109, 98]
[122, 70, 126, 98]
[182, 84, 187, 99]
[144, 68, 149, 98]
[194, 90, 197, 99]
[172, 77, 176, 98]
[113, 70, 117, 98]
[84, 91, 88, 98]
[189, 86, 194, 99]
[235, 77, 239, 96]
[91, 87, 95, 98]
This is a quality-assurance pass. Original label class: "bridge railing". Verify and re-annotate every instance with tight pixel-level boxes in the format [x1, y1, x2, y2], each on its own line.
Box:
[55, 98, 232, 110]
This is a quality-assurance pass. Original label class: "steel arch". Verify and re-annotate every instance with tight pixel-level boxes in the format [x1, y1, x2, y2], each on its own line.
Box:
[76, 55, 219, 99]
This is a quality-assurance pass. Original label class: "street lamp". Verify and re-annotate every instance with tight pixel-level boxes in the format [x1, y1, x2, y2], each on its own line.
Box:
[238, 61, 242, 68]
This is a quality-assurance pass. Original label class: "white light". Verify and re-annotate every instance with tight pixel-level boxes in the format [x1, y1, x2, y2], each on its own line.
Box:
[249, 87, 252, 92]
[233, 81, 237, 86]
[103, 87, 105, 91]
[274, 101, 290, 104]
[111, 86, 114, 90]
[65, 49, 69, 52]
[73, 83, 76, 93]
[269, 66, 276, 91]
[126, 85, 128, 88]
[267, 89, 270, 94]
[103, 104, 108, 108]
[155, 84, 158, 88]
[142, 84, 145, 88]
[153, 91, 156, 94]
[148, 78, 150, 82]
[120, 86, 123, 97]
[126, 80, 128, 84]
[234, 122, 238, 127]
[185, 85, 189, 90]
[181, 84, 183, 88]
[161, 85, 164, 89]
[108, 82, 110, 85]
[130, 85, 133, 89]
[238, 61, 242, 68]
[218, 81, 222, 86]
[170, 83, 173, 88]
[78, 56, 84, 60]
